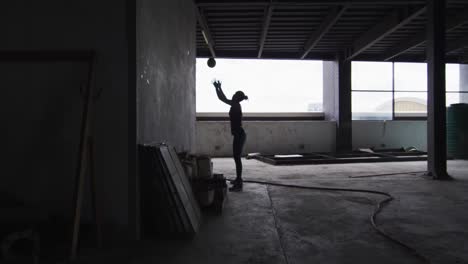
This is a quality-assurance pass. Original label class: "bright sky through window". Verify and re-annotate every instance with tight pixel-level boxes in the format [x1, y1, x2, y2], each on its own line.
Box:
[196, 59, 461, 116]
[196, 58, 323, 113]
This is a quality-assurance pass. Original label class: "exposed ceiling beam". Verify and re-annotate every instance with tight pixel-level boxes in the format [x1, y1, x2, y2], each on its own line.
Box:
[258, 6, 274, 58]
[346, 6, 426, 60]
[195, 0, 426, 7]
[461, 52, 468, 64]
[197, 49, 336, 60]
[381, 7, 468, 61]
[447, 35, 468, 54]
[381, 31, 425, 61]
[300, 6, 347, 59]
[196, 7, 216, 58]
[196, 49, 463, 63]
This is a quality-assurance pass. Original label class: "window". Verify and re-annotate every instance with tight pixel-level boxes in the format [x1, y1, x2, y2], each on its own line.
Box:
[394, 62, 427, 118]
[196, 58, 323, 113]
[352, 61, 393, 120]
[446, 64, 467, 107]
[352, 62, 464, 120]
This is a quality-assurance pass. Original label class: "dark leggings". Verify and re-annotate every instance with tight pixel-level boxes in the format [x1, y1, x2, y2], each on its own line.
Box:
[232, 129, 246, 181]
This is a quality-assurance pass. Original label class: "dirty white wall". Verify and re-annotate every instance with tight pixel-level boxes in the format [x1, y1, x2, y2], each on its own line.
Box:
[352, 120, 427, 151]
[196, 120, 427, 156]
[137, 0, 196, 153]
[196, 121, 336, 156]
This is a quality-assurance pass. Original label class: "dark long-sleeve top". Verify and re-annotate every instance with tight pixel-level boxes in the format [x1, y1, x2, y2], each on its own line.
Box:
[215, 86, 243, 135]
[229, 103, 243, 135]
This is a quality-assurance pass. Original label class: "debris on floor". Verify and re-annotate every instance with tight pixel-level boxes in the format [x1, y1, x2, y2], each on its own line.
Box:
[246, 152, 261, 159]
[274, 154, 304, 158]
[253, 148, 428, 165]
[188, 156, 227, 214]
[192, 174, 227, 214]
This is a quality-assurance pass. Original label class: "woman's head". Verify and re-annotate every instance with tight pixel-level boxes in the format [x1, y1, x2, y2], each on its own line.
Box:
[232, 91, 248, 103]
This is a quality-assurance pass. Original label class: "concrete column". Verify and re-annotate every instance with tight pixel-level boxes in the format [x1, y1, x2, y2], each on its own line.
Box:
[323, 55, 352, 152]
[460, 64, 468, 103]
[427, 0, 449, 179]
[323, 60, 338, 121]
[136, 0, 196, 238]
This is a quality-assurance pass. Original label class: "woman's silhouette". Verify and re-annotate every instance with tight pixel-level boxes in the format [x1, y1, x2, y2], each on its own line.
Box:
[213, 80, 248, 191]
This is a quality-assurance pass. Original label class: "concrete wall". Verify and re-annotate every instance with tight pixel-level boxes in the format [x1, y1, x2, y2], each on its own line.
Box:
[0, 0, 130, 238]
[196, 121, 336, 156]
[196, 120, 427, 156]
[352, 121, 427, 151]
[136, 0, 196, 153]
[323, 61, 339, 121]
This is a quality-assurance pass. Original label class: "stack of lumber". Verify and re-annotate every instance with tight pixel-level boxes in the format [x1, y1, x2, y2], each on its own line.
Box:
[138, 144, 201, 236]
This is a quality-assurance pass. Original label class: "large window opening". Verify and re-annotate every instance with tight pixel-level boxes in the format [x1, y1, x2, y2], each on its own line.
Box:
[352, 62, 393, 120]
[196, 58, 323, 114]
[352, 61, 463, 120]
[394, 62, 428, 118]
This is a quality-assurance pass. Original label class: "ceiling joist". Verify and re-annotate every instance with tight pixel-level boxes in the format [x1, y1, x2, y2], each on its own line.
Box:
[346, 6, 426, 60]
[461, 52, 468, 64]
[195, 0, 468, 62]
[196, 7, 217, 58]
[381, 7, 468, 61]
[447, 35, 468, 54]
[195, 0, 426, 7]
[300, 6, 348, 59]
[258, 5, 274, 58]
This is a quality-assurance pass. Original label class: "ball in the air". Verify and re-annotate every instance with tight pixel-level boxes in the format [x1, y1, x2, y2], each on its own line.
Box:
[207, 57, 216, 68]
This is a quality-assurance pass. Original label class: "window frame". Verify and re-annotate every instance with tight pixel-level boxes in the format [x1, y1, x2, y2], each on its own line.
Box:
[195, 58, 324, 118]
[196, 112, 325, 121]
[352, 62, 464, 121]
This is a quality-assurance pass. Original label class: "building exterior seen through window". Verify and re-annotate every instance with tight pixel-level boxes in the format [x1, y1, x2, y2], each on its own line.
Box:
[352, 62, 464, 120]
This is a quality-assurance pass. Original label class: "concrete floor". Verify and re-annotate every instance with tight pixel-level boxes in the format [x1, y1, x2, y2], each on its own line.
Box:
[81, 160, 468, 264]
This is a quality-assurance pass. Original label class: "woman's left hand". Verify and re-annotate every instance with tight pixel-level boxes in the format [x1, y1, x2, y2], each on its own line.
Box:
[212, 80, 221, 89]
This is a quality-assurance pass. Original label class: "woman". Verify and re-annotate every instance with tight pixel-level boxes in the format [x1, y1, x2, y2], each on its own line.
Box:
[213, 80, 248, 191]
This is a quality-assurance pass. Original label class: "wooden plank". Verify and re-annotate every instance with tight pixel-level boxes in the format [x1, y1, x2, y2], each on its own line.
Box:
[148, 146, 179, 234]
[168, 147, 202, 222]
[157, 149, 189, 233]
[87, 137, 102, 247]
[167, 148, 201, 233]
[70, 56, 95, 261]
[159, 146, 199, 234]
[139, 146, 170, 234]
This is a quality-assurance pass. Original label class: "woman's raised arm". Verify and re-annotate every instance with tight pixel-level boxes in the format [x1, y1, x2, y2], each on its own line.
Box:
[213, 80, 232, 105]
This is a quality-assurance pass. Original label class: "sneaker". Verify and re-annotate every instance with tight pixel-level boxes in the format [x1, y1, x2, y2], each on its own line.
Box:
[228, 182, 243, 192]
[229, 178, 242, 185]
